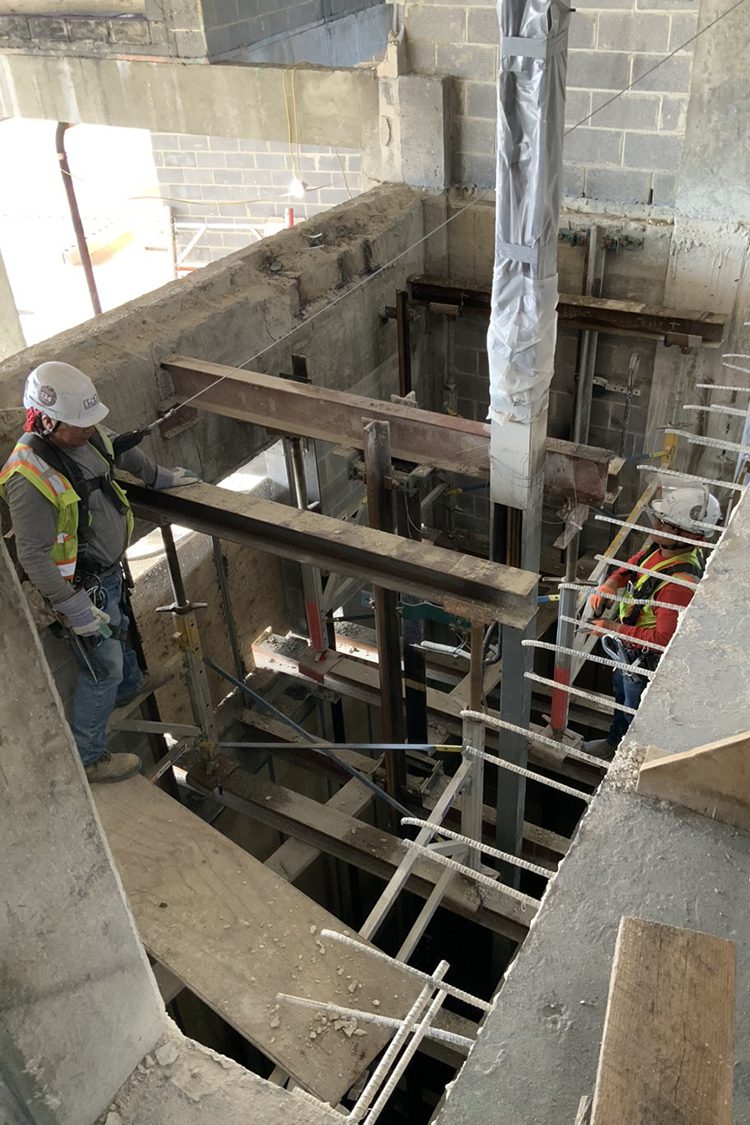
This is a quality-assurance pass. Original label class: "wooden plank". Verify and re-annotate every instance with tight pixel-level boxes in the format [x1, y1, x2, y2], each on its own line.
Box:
[591, 916, 735, 1125]
[93, 776, 424, 1104]
[187, 759, 534, 941]
[637, 729, 750, 832]
[125, 478, 537, 629]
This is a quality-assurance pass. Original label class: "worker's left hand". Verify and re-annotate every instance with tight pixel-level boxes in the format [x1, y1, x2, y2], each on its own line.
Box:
[153, 466, 200, 489]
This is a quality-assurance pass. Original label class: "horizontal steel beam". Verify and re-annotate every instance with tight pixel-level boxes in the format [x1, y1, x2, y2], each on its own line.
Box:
[124, 479, 537, 628]
[408, 277, 726, 344]
[164, 357, 613, 505]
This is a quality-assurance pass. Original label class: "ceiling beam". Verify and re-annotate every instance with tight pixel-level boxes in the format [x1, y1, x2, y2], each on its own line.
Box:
[124, 479, 537, 628]
[163, 356, 613, 505]
[407, 277, 726, 345]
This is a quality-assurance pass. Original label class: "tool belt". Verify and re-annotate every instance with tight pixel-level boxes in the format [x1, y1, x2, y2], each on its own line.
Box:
[602, 634, 660, 678]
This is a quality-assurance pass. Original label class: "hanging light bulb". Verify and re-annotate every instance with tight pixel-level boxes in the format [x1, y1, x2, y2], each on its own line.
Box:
[287, 176, 306, 199]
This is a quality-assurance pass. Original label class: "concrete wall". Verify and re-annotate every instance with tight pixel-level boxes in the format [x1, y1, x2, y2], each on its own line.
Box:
[233, 3, 390, 66]
[152, 132, 362, 264]
[0, 537, 166, 1125]
[0, 0, 207, 58]
[201, 0, 384, 58]
[402, 0, 699, 202]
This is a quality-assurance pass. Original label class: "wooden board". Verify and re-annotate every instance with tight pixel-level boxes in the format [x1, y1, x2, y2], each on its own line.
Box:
[591, 917, 735, 1125]
[93, 777, 424, 1104]
[186, 759, 534, 942]
[637, 730, 750, 833]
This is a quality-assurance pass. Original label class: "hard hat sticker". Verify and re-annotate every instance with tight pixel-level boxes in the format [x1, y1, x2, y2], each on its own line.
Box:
[38, 385, 57, 406]
[82, 395, 99, 410]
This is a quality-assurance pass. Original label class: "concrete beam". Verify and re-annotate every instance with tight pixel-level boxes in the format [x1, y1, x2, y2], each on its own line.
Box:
[0, 53, 377, 149]
[0, 537, 165, 1124]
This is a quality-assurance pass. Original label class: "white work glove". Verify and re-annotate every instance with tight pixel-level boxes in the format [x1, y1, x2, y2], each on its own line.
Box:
[153, 465, 200, 490]
[56, 589, 112, 637]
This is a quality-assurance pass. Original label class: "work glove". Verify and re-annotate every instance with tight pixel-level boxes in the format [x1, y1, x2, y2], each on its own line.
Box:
[153, 466, 200, 490]
[588, 580, 618, 616]
[56, 589, 112, 637]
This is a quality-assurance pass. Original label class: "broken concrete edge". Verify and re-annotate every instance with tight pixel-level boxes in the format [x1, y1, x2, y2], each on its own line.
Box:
[97, 1022, 343, 1124]
[0, 184, 429, 480]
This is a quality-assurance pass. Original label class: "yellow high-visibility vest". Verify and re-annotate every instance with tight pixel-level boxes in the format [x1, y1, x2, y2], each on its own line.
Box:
[0, 428, 133, 583]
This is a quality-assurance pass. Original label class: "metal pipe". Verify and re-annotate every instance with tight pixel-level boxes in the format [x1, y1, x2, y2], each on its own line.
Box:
[202, 654, 411, 818]
[549, 529, 579, 737]
[211, 537, 246, 681]
[55, 122, 102, 316]
[364, 420, 406, 803]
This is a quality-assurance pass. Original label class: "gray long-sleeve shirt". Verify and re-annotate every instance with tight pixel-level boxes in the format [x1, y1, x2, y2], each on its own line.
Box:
[4, 430, 158, 608]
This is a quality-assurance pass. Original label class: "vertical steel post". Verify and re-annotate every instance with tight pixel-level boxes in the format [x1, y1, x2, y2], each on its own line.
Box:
[572, 226, 605, 446]
[549, 532, 580, 738]
[363, 419, 406, 802]
[398, 490, 428, 745]
[461, 623, 486, 870]
[396, 289, 412, 399]
[285, 436, 328, 655]
[211, 537, 246, 682]
[159, 523, 217, 769]
[55, 123, 102, 317]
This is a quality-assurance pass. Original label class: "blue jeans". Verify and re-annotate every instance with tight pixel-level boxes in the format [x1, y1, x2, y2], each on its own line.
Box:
[607, 667, 648, 748]
[69, 568, 143, 766]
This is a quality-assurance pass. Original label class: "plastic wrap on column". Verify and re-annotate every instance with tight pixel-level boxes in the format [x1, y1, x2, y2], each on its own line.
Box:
[488, 0, 569, 504]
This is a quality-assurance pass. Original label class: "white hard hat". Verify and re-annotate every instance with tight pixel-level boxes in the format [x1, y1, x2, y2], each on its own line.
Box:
[650, 485, 722, 536]
[24, 361, 109, 426]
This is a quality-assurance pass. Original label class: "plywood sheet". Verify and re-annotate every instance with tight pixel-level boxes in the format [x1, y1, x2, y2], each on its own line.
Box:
[94, 777, 420, 1104]
[591, 916, 735, 1125]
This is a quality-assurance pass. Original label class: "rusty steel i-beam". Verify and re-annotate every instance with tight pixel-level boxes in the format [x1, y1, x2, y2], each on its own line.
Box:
[162, 357, 614, 507]
[123, 479, 538, 628]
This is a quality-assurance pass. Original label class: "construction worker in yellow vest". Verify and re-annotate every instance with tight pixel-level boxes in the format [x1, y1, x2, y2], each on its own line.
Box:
[0, 361, 199, 783]
[582, 485, 721, 757]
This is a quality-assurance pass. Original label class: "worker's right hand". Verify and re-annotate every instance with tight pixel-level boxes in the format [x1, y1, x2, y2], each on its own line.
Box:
[56, 589, 111, 637]
[589, 580, 618, 616]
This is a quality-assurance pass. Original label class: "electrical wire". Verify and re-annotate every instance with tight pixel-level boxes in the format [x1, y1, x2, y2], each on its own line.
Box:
[564, 0, 747, 136]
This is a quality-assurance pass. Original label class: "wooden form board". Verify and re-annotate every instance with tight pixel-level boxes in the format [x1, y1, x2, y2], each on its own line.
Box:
[187, 759, 534, 942]
[637, 730, 750, 833]
[591, 917, 735, 1125]
[93, 777, 427, 1104]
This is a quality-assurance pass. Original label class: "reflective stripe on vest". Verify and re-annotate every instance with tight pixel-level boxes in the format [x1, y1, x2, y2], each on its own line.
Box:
[0, 429, 134, 582]
[616, 547, 703, 630]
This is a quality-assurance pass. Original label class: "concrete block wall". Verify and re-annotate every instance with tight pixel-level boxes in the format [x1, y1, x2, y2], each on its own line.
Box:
[201, 0, 381, 57]
[0, 0, 208, 57]
[151, 132, 362, 264]
[403, 0, 698, 207]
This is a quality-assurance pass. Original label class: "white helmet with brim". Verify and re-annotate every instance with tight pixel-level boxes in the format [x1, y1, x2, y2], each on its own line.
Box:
[650, 485, 722, 536]
[24, 361, 109, 427]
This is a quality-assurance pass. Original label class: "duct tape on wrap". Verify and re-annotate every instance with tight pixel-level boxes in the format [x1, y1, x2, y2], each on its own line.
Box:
[487, 0, 569, 428]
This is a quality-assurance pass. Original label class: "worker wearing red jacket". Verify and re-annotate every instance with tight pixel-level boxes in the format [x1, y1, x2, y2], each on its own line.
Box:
[583, 486, 721, 757]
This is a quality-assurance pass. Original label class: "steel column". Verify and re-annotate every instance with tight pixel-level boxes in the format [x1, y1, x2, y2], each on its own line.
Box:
[364, 420, 406, 802]
[285, 436, 328, 654]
